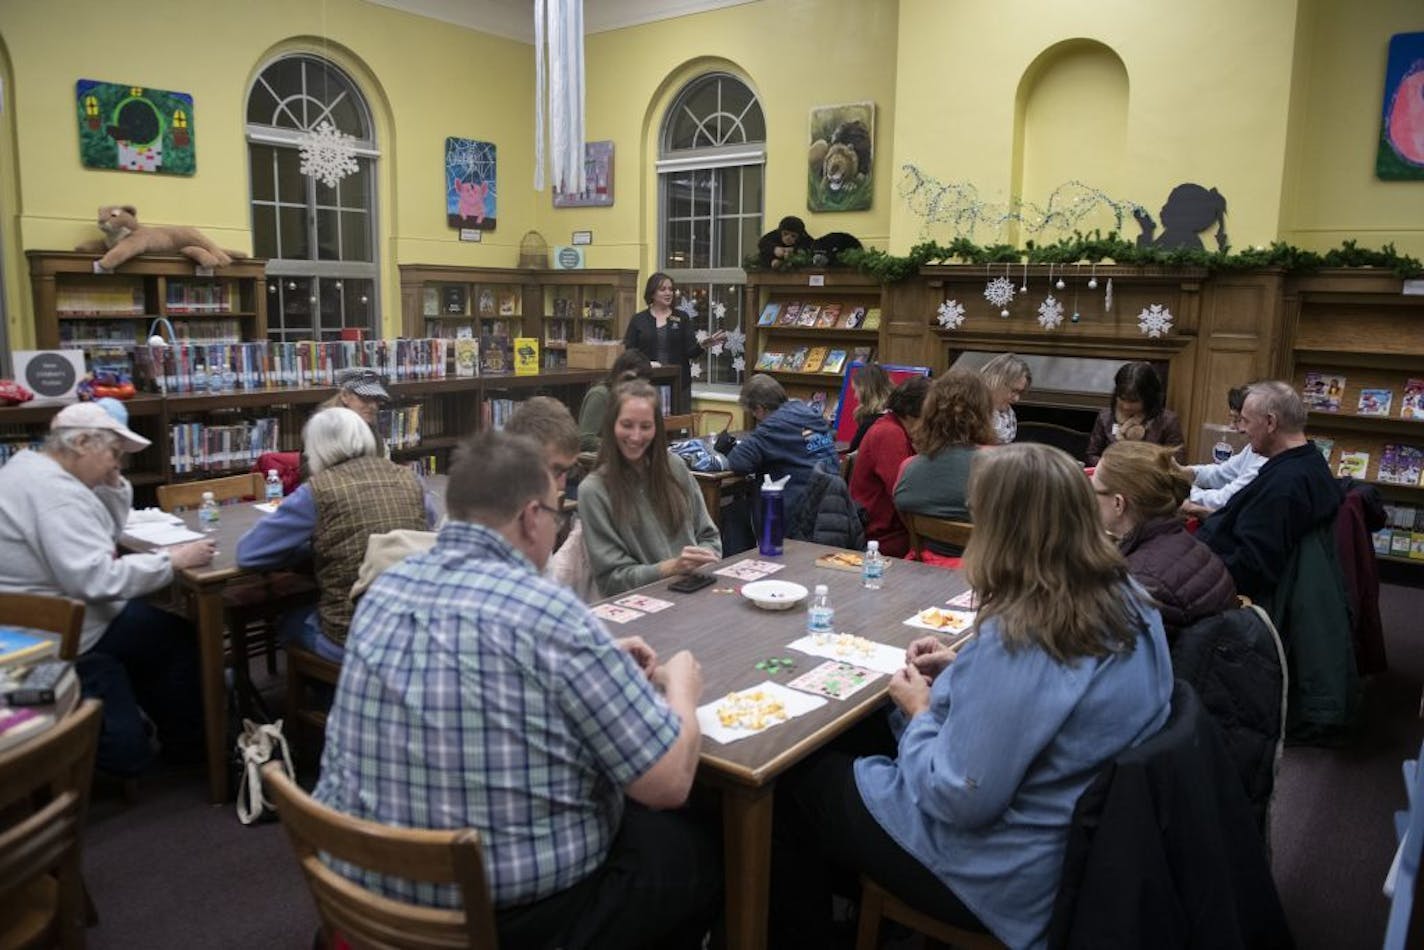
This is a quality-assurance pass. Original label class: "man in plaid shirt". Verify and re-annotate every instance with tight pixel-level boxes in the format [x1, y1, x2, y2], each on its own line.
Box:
[314, 430, 718, 948]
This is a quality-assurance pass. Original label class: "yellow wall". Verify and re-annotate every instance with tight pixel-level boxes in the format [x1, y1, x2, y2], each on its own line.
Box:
[1280, 0, 1424, 255]
[0, 0, 534, 344]
[890, 0, 1301, 252]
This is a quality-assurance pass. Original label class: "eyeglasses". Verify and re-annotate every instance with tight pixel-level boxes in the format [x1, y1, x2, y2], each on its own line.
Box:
[534, 501, 563, 518]
[548, 462, 574, 479]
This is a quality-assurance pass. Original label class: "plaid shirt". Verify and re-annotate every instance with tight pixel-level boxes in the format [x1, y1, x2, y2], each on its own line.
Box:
[312, 520, 680, 908]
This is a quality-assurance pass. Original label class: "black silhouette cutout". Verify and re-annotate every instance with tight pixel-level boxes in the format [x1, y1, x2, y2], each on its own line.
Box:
[1134, 183, 1228, 251]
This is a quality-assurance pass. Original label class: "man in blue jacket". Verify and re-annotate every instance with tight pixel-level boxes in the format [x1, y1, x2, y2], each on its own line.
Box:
[728, 374, 840, 530]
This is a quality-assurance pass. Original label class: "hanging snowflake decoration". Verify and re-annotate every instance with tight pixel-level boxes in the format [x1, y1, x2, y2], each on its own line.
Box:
[1138, 304, 1173, 338]
[984, 276, 1016, 309]
[723, 326, 746, 356]
[711, 300, 727, 321]
[731, 355, 746, 373]
[676, 296, 699, 320]
[694, 329, 709, 345]
[936, 299, 967, 330]
[1037, 295, 1065, 330]
[688, 362, 703, 379]
[298, 121, 360, 188]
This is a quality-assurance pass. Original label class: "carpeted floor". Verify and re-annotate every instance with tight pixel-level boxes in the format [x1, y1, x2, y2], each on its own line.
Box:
[77, 582, 1424, 948]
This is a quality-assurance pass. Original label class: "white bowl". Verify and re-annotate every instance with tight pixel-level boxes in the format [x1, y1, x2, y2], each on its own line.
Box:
[740, 580, 810, 611]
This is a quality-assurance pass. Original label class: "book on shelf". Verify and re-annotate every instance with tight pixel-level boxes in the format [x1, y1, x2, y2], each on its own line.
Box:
[1412, 533, 1424, 561]
[861, 307, 882, 330]
[777, 303, 802, 326]
[552, 297, 571, 319]
[442, 285, 468, 315]
[1357, 388, 1393, 416]
[757, 302, 782, 327]
[797, 304, 821, 328]
[55, 277, 145, 316]
[850, 345, 877, 365]
[821, 349, 848, 374]
[168, 418, 281, 475]
[513, 337, 540, 375]
[1378, 444, 1424, 486]
[1373, 528, 1392, 556]
[377, 404, 425, 452]
[816, 304, 841, 328]
[422, 287, 439, 317]
[784, 346, 810, 372]
[807, 390, 828, 416]
[803, 346, 829, 373]
[1302, 371, 1344, 412]
[841, 306, 866, 329]
[480, 334, 512, 375]
[754, 351, 780, 371]
[166, 280, 236, 314]
[0, 627, 58, 669]
[454, 336, 479, 377]
[498, 290, 520, 316]
[1336, 450, 1370, 479]
[1392, 529, 1414, 558]
[1402, 379, 1424, 420]
[477, 288, 497, 317]
[1312, 437, 1335, 464]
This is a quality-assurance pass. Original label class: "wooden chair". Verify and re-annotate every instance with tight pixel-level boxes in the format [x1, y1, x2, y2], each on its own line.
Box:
[1014, 421, 1090, 462]
[902, 512, 974, 557]
[664, 410, 735, 440]
[857, 876, 1006, 950]
[663, 413, 697, 439]
[262, 762, 500, 950]
[155, 472, 265, 512]
[0, 592, 85, 661]
[0, 699, 103, 950]
[285, 645, 342, 761]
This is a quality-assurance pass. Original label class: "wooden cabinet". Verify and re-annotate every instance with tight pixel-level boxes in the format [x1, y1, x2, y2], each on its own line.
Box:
[398, 265, 637, 369]
[1282, 270, 1424, 565]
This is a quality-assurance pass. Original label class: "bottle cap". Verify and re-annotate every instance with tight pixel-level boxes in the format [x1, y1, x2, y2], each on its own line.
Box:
[867, 540, 879, 552]
[201, 491, 215, 500]
[814, 584, 828, 595]
[267, 469, 278, 477]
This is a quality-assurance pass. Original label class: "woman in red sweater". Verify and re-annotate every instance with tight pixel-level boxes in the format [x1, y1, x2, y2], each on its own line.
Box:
[849, 376, 930, 557]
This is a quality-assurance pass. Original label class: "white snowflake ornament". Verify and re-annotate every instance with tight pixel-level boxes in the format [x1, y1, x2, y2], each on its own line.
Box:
[1138, 304, 1173, 338]
[694, 330, 709, 345]
[688, 362, 703, 379]
[676, 297, 699, 320]
[298, 121, 360, 189]
[984, 276, 1016, 309]
[936, 299, 966, 330]
[1037, 295, 1065, 330]
[711, 301, 727, 321]
[731, 355, 746, 373]
[723, 327, 746, 355]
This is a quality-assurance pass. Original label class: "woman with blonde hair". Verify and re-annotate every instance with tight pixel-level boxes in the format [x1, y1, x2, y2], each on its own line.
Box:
[579, 380, 721, 596]
[772, 443, 1173, 948]
[847, 362, 892, 453]
[978, 353, 1031, 444]
[893, 368, 996, 555]
[1093, 440, 1237, 636]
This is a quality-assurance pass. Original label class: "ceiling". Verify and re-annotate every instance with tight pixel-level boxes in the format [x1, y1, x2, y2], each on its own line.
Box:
[362, 0, 760, 43]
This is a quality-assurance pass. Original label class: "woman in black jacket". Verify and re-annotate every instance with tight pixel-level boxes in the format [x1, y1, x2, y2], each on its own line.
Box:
[623, 272, 725, 407]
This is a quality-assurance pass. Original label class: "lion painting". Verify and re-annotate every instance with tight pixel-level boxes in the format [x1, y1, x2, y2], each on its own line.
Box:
[808, 104, 874, 212]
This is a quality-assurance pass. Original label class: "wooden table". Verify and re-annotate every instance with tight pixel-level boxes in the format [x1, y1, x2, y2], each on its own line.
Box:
[611, 540, 969, 950]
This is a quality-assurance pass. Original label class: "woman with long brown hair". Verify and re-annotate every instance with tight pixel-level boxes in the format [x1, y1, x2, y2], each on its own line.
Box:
[773, 443, 1173, 948]
[578, 380, 721, 596]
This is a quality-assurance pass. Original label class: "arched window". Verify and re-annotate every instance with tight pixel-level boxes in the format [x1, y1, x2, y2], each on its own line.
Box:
[246, 55, 379, 342]
[658, 73, 764, 388]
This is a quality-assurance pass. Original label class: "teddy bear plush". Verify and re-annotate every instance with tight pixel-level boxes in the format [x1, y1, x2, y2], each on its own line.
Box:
[75, 205, 243, 273]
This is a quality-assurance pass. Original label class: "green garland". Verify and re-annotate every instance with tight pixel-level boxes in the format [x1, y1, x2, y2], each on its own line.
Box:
[744, 233, 1424, 283]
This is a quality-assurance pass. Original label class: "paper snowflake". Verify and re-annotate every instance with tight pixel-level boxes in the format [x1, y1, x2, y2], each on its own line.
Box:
[676, 297, 699, 320]
[711, 300, 727, 321]
[731, 355, 746, 373]
[723, 326, 746, 355]
[1138, 304, 1173, 338]
[984, 276, 1016, 309]
[1037, 295, 1065, 330]
[695, 329, 709, 345]
[688, 361, 703, 379]
[298, 121, 360, 189]
[936, 299, 966, 330]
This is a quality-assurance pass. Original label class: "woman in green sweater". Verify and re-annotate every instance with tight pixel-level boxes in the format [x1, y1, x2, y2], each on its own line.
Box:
[576, 350, 654, 453]
[580, 380, 722, 596]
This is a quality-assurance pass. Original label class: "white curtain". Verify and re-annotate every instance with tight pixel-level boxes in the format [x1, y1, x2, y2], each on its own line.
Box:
[534, 0, 585, 194]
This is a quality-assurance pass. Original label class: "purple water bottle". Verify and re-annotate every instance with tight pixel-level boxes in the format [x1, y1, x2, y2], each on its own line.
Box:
[759, 483, 785, 557]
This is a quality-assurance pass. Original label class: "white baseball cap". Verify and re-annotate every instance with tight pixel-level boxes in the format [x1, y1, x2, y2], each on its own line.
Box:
[50, 401, 152, 453]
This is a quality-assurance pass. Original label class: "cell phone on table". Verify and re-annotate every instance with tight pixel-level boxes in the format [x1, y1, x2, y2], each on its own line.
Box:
[668, 572, 716, 593]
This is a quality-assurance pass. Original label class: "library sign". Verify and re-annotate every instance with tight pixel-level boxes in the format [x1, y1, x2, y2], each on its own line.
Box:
[13, 350, 84, 405]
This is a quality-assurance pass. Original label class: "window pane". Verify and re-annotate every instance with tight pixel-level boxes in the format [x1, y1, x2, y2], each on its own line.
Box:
[251, 205, 278, 258]
[275, 148, 304, 204]
[249, 144, 275, 202]
[279, 206, 310, 260]
[691, 220, 711, 269]
[324, 92, 365, 140]
[316, 209, 340, 260]
[320, 279, 345, 332]
[666, 217, 691, 269]
[667, 174, 693, 221]
[279, 278, 314, 339]
[743, 166, 763, 212]
[717, 215, 742, 267]
[344, 279, 375, 334]
[713, 166, 739, 216]
[341, 210, 371, 262]
[741, 217, 761, 266]
[246, 81, 280, 126]
[340, 160, 372, 211]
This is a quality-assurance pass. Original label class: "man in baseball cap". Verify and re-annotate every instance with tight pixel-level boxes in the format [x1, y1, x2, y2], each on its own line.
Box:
[50, 400, 152, 452]
[329, 368, 390, 426]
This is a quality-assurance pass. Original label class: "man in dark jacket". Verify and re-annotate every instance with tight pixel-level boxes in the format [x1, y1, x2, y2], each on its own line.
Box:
[728, 374, 840, 531]
[1197, 380, 1342, 602]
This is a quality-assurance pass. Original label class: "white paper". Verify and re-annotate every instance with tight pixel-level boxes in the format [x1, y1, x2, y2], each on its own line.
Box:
[902, 608, 976, 635]
[786, 633, 907, 676]
[125, 523, 205, 546]
[251, 502, 280, 513]
[696, 680, 827, 745]
[125, 507, 183, 527]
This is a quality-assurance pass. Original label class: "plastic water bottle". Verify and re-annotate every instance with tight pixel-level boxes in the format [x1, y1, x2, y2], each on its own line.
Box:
[807, 584, 834, 637]
[264, 469, 283, 504]
[198, 491, 220, 533]
[862, 540, 885, 590]
[191, 362, 208, 393]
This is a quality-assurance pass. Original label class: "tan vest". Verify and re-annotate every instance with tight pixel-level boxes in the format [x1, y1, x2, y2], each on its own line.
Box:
[309, 455, 426, 645]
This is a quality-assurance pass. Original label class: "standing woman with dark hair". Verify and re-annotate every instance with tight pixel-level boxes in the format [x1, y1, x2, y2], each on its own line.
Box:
[623, 272, 726, 408]
[772, 443, 1173, 948]
[579, 380, 722, 597]
[850, 376, 930, 557]
[1085, 360, 1185, 466]
[847, 362, 893, 453]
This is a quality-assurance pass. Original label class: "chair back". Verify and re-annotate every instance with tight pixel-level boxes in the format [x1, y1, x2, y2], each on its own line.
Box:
[262, 762, 500, 949]
[1385, 739, 1424, 950]
[902, 512, 974, 556]
[0, 700, 102, 948]
[0, 592, 85, 661]
[663, 413, 696, 439]
[157, 472, 266, 513]
[1015, 421, 1090, 462]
